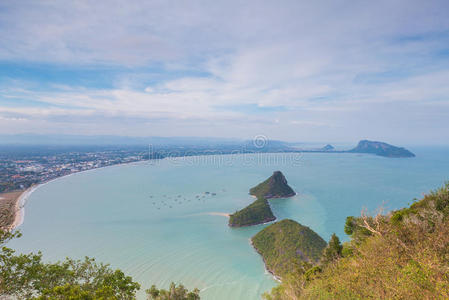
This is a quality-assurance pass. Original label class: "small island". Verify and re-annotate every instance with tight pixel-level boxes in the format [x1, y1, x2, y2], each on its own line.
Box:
[249, 171, 296, 199]
[251, 219, 327, 279]
[228, 197, 276, 227]
[320, 144, 335, 151]
[228, 171, 295, 227]
[349, 140, 415, 158]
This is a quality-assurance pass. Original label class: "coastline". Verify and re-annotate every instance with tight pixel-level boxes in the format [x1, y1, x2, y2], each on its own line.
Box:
[8, 154, 299, 231]
[10, 185, 38, 230]
[249, 238, 282, 283]
[8, 153, 272, 230]
[8, 159, 147, 231]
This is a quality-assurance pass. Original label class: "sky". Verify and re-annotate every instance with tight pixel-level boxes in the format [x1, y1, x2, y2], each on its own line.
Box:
[0, 1, 449, 145]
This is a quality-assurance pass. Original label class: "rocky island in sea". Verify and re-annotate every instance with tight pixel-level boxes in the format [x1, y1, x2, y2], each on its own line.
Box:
[249, 171, 296, 199]
[348, 140, 415, 158]
[251, 219, 327, 279]
[228, 171, 295, 227]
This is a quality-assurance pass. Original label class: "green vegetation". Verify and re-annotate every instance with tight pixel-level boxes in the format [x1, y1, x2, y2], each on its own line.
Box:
[320, 233, 342, 266]
[263, 182, 449, 299]
[147, 282, 200, 300]
[251, 219, 327, 278]
[229, 171, 295, 227]
[249, 171, 295, 199]
[0, 230, 140, 299]
[0, 230, 200, 299]
[6, 174, 447, 300]
[229, 197, 275, 227]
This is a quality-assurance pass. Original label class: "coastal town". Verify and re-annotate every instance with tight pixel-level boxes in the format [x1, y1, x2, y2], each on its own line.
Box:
[0, 146, 150, 193]
[0, 146, 154, 229]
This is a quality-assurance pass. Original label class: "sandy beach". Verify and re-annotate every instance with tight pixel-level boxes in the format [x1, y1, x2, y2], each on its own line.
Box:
[0, 190, 24, 230]
[11, 186, 39, 230]
[1, 160, 150, 231]
[2, 172, 99, 231]
[206, 212, 230, 217]
[0, 187, 37, 230]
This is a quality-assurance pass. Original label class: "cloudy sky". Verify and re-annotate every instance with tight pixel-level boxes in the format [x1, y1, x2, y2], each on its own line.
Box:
[0, 1, 448, 144]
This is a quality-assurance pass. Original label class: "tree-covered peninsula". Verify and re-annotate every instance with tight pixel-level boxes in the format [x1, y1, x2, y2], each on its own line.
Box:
[252, 219, 327, 279]
[229, 171, 295, 227]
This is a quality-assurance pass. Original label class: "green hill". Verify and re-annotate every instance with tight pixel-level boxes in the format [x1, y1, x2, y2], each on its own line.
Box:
[229, 171, 296, 227]
[264, 183, 449, 300]
[228, 197, 275, 227]
[252, 219, 327, 279]
[250, 171, 295, 199]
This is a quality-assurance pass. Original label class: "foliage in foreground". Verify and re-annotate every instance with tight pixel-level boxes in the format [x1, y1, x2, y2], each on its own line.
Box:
[0, 230, 140, 299]
[264, 182, 449, 299]
[0, 230, 201, 299]
[147, 282, 200, 300]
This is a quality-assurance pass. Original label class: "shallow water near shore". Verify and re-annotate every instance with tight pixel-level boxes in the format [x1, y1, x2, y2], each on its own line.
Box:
[9, 148, 449, 299]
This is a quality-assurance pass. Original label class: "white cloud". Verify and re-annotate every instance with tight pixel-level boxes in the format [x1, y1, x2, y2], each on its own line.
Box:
[0, 0, 448, 143]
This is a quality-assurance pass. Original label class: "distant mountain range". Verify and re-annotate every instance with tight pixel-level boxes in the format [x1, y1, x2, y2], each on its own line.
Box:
[0, 134, 415, 158]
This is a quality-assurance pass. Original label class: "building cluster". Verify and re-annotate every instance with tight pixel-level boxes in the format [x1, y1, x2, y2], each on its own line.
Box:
[0, 149, 148, 193]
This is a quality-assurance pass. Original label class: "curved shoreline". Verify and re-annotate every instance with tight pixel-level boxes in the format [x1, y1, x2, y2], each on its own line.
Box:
[249, 238, 282, 283]
[9, 153, 288, 230]
[9, 154, 300, 230]
[9, 160, 146, 230]
[10, 185, 38, 230]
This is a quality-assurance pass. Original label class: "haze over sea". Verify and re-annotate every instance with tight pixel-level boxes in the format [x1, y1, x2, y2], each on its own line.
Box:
[10, 147, 449, 299]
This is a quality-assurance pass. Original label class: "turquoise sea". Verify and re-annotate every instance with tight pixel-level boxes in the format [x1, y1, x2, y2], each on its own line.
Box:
[10, 147, 449, 299]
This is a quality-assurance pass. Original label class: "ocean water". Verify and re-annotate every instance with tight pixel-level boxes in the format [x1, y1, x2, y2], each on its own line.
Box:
[9, 148, 449, 299]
